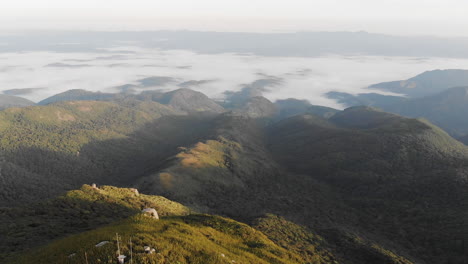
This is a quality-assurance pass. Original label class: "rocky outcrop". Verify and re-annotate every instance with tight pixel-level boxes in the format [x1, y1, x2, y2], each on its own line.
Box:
[142, 208, 159, 219]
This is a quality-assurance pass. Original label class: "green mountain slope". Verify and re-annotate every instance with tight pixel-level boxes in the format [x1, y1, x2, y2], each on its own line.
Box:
[134, 111, 423, 264]
[268, 108, 468, 264]
[382, 86, 468, 137]
[38, 88, 225, 113]
[329, 87, 468, 139]
[153, 88, 225, 113]
[234, 96, 277, 118]
[134, 113, 278, 214]
[0, 184, 191, 259]
[4, 184, 412, 264]
[0, 101, 202, 205]
[326, 69, 468, 139]
[13, 214, 308, 264]
[0, 100, 176, 152]
[253, 214, 415, 264]
[3, 185, 312, 264]
[275, 98, 339, 120]
[1, 90, 468, 264]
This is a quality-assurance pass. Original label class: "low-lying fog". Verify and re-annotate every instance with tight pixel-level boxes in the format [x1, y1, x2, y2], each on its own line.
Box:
[2, 46, 468, 108]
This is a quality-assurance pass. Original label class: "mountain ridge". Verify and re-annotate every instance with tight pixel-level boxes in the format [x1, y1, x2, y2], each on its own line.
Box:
[0, 94, 35, 109]
[368, 69, 468, 97]
[1, 89, 467, 263]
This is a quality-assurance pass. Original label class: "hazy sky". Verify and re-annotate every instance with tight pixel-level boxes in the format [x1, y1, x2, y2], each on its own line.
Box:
[1, 0, 467, 36]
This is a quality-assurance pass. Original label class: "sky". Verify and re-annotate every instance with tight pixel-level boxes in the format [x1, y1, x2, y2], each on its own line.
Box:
[1, 0, 468, 36]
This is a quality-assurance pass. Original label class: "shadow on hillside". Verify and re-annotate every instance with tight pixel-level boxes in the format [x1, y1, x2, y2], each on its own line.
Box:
[0, 192, 140, 258]
[0, 114, 219, 207]
[0, 184, 191, 259]
[2, 110, 468, 264]
[79, 113, 219, 185]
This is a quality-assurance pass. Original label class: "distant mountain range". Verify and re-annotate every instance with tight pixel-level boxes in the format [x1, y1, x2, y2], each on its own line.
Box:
[383, 86, 468, 136]
[1, 87, 467, 264]
[3, 68, 468, 144]
[37, 89, 116, 105]
[0, 94, 35, 109]
[369, 69, 468, 97]
[328, 69, 468, 140]
[3, 31, 468, 58]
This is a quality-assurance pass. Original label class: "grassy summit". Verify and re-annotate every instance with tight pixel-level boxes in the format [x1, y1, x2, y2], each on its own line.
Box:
[14, 214, 308, 264]
[6, 185, 310, 264]
[0, 184, 191, 258]
[3, 184, 417, 264]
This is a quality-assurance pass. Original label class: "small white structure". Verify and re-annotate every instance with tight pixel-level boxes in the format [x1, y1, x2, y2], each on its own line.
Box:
[91, 183, 98, 189]
[130, 188, 139, 196]
[144, 246, 156, 254]
[117, 255, 126, 264]
[142, 208, 159, 219]
[95, 241, 109, 247]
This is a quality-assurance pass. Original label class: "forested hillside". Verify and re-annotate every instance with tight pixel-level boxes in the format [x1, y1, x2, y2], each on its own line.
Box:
[1, 89, 467, 264]
[3, 185, 409, 264]
[0, 98, 218, 206]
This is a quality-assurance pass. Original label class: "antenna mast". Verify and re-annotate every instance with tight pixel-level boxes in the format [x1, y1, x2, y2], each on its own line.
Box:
[116, 233, 120, 255]
[130, 237, 133, 264]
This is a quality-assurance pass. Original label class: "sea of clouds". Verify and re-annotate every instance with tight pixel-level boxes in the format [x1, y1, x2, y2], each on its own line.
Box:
[1, 46, 468, 108]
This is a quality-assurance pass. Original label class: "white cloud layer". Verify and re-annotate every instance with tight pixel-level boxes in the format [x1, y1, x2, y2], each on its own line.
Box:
[2, 47, 468, 108]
